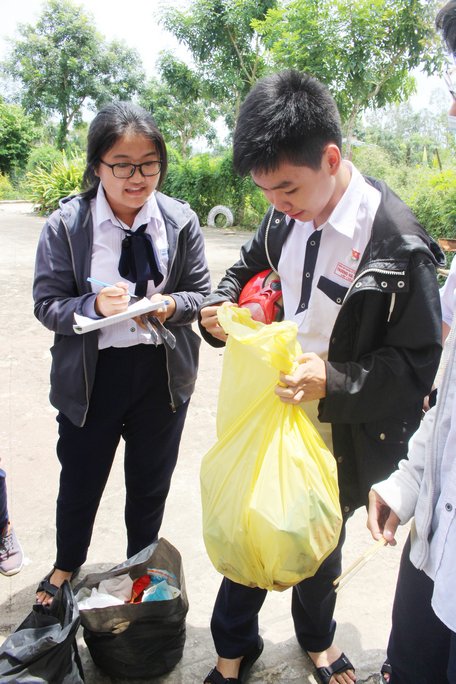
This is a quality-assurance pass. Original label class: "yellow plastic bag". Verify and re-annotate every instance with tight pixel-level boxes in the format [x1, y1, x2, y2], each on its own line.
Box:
[201, 305, 342, 591]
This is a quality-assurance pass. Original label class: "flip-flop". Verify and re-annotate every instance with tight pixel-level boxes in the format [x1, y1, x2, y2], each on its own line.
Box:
[314, 652, 355, 684]
[381, 659, 392, 683]
[36, 567, 80, 603]
[204, 636, 264, 683]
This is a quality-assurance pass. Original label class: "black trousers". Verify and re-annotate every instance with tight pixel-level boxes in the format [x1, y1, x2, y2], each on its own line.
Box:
[210, 523, 347, 658]
[388, 535, 456, 684]
[54, 345, 189, 571]
[0, 468, 7, 530]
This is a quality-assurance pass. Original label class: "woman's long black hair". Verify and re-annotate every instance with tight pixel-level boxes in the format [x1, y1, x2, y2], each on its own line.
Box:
[81, 101, 167, 199]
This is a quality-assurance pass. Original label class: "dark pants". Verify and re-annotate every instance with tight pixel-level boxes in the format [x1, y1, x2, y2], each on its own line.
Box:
[388, 535, 456, 684]
[0, 469, 8, 530]
[55, 345, 189, 571]
[211, 523, 347, 658]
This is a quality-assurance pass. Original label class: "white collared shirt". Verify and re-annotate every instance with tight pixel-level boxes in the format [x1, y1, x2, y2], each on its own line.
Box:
[427, 284, 456, 631]
[278, 162, 381, 446]
[278, 161, 381, 359]
[88, 184, 169, 349]
[440, 255, 456, 327]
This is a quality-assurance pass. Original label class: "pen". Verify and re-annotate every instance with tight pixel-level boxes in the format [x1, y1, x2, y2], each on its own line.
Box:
[87, 276, 139, 298]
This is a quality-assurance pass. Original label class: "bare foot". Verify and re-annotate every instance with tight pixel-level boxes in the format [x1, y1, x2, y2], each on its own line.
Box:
[36, 568, 74, 606]
[308, 645, 356, 684]
[210, 656, 243, 679]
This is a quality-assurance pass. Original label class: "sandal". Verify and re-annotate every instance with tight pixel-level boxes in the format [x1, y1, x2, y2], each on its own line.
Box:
[381, 659, 392, 683]
[204, 636, 264, 683]
[314, 652, 355, 684]
[36, 567, 80, 603]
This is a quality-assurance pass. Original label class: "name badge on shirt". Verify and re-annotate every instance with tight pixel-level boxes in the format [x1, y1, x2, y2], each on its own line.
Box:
[334, 262, 356, 283]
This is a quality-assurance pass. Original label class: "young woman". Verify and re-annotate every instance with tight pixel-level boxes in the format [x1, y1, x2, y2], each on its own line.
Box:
[33, 101, 211, 605]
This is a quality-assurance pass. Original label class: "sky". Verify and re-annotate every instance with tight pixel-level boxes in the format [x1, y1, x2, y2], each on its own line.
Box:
[0, 0, 449, 114]
[0, 0, 190, 78]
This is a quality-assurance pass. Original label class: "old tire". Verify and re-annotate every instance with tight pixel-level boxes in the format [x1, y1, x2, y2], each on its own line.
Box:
[207, 205, 234, 228]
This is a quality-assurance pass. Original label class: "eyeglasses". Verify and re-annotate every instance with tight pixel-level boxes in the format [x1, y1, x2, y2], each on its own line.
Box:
[100, 159, 162, 178]
[444, 65, 456, 100]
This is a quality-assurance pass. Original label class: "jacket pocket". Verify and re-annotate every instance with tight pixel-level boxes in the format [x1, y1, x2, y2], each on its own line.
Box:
[362, 416, 420, 446]
[317, 276, 348, 305]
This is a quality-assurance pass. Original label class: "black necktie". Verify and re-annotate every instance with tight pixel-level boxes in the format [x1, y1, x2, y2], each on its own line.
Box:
[118, 223, 163, 298]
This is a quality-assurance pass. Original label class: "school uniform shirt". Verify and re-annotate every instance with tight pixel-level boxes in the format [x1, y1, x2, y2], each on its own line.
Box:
[277, 162, 381, 448]
[440, 254, 456, 327]
[373, 286, 456, 632]
[86, 184, 169, 349]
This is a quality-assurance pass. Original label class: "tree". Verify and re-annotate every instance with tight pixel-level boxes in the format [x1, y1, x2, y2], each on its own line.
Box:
[140, 53, 218, 157]
[0, 99, 36, 176]
[360, 102, 449, 167]
[254, 0, 444, 154]
[3, 0, 145, 148]
[161, 0, 277, 131]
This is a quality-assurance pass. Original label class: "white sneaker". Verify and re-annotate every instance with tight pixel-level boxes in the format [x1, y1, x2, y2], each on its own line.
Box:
[0, 522, 23, 576]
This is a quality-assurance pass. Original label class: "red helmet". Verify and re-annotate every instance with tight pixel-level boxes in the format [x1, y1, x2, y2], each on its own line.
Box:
[238, 269, 283, 324]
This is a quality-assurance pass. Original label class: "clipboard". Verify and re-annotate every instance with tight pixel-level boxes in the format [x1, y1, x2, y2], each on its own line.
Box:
[73, 298, 169, 334]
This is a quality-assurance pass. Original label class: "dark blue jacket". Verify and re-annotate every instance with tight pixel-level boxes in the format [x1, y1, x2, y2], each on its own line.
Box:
[34, 192, 211, 426]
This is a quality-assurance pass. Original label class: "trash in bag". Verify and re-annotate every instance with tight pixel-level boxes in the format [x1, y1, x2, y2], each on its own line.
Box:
[0, 581, 84, 683]
[74, 537, 188, 679]
[201, 305, 342, 591]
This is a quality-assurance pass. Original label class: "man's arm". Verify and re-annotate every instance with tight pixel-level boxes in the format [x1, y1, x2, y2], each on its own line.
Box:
[319, 254, 442, 424]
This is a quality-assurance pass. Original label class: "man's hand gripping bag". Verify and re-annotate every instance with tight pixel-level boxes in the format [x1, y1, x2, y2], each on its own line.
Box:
[201, 305, 342, 591]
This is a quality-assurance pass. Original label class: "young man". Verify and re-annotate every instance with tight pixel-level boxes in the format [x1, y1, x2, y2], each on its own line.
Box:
[367, 3, 456, 683]
[200, 70, 444, 684]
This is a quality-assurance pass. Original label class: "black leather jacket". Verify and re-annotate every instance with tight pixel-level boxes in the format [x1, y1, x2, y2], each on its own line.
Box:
[200, 178, 444, 512]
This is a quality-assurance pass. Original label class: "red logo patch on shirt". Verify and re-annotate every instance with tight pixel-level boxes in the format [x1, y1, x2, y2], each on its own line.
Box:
[334, 262, 356, 282]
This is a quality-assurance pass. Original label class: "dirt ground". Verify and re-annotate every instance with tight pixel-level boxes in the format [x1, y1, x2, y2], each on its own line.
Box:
[0, 201, 408, 683]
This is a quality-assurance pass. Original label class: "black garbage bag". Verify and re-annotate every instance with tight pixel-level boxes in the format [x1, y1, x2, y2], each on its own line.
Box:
[0, 580, 84, 683]
[75, 538, 188, 679]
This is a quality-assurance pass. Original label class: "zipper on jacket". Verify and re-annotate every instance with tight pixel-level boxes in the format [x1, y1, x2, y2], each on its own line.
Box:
[61, 214, 91, 427]
[345, 266, 406, 299]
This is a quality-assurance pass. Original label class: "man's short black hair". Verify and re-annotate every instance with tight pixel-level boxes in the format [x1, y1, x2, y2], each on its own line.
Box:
[233, 69, 342, 176]
[436, 1, 456, 58]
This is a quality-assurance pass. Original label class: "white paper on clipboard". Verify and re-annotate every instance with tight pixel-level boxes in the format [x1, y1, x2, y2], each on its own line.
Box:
[73, 298, 169, 334]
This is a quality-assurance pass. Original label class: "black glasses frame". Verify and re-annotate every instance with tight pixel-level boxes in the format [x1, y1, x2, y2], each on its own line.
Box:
[99, 159, 162, 178]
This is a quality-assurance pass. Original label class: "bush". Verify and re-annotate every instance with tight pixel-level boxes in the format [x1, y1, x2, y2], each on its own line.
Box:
[163, 148, 268, 229]
[27, 145, 63, 173]
[27, 153, 84, 214]
[405, 169, 456, 242]
[0, 173, 16, 200]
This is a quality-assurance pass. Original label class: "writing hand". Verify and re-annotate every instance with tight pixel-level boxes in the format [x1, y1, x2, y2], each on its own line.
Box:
[95, 282, 130, 317]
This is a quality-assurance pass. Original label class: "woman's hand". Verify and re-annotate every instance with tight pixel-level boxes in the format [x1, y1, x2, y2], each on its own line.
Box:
[149, 293, 176, 323]
[95, 282, 130, 317]
[135, 293, 176, 329]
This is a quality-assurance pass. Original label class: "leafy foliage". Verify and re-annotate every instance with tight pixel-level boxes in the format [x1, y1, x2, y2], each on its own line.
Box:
[406, 169, 456, 241]
[26, 153, 84, 214]
[26, 145, 64, 173]
[4, 0, 145, 148]
[254, 0, 443, 149]
[0, 99, 36, 175]
[163, 148, 268, 228]
[140, 54, 217, 157]
[0, 173, 16, 200]
[161, 0, 278, 130]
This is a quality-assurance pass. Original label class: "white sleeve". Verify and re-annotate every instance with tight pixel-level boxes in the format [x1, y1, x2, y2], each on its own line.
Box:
[440, 257, 456, 327]
[372, 406, 436, 524]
